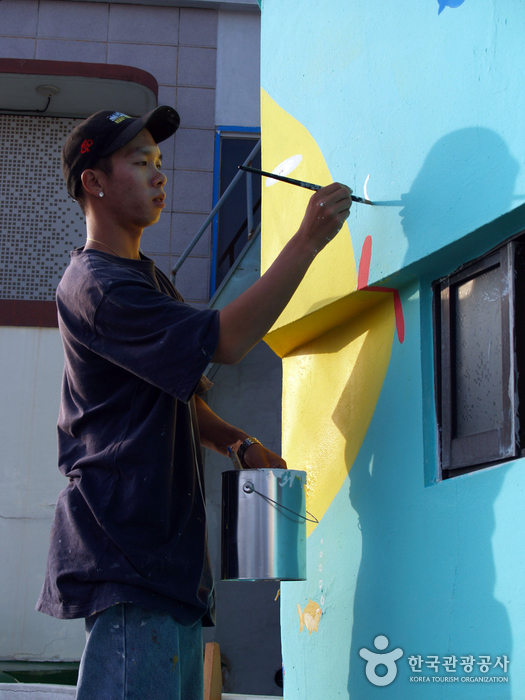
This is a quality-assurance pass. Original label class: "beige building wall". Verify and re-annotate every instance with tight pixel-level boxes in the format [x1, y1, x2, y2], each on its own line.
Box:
[0, 0, 262, 670]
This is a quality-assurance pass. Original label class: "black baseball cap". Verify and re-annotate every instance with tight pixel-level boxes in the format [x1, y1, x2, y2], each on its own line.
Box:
[62, 106, 180, 200]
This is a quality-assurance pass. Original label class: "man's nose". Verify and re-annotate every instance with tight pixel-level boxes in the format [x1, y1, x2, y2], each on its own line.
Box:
[154, 168, 167, 187]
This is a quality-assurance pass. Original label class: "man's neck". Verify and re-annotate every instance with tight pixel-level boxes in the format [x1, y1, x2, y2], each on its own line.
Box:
[84, 220, 142, 260]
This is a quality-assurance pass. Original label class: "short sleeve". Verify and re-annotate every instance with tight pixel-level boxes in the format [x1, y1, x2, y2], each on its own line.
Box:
[91, 279, 220, 403]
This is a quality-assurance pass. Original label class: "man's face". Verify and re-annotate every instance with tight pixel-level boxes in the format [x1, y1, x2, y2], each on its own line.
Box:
[97, 128, 167, 232]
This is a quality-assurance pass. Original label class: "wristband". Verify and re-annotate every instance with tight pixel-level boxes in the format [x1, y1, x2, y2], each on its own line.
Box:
[237, 437, 261, 464]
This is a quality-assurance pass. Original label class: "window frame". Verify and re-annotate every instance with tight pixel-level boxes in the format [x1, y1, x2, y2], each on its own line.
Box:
[434, 240, 521, 479]
[210, 126, 261, 296]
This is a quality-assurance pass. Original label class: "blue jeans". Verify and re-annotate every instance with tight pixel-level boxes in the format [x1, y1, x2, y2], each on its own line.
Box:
[76, 604, 203, 700]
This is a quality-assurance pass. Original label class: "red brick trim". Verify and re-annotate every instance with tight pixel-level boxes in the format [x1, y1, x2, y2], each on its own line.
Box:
[0, 59, 158, 97]
[0, 300, 58, 328]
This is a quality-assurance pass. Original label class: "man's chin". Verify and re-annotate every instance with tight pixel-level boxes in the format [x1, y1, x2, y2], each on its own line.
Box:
[144, 212, 163, 228]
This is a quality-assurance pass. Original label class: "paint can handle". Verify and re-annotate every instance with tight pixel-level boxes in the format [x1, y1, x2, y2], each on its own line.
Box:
[243, 483, 319, 523]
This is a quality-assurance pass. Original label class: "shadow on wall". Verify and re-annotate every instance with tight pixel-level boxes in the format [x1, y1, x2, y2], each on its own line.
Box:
[343, 128, 518, 697]
[398, 127, 519, 265]
[343, 293, 512, 698]
[346, 391, 511, 697]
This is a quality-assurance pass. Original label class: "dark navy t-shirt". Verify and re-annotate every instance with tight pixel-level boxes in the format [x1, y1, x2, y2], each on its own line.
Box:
[36, 249, 220, 625]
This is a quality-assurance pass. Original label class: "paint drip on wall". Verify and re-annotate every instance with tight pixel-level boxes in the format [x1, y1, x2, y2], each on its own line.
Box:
[437, 0, 466, 14]
[297, 599, 322, 634]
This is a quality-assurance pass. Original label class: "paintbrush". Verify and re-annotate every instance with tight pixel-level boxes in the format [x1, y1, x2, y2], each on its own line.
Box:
[239, 165, 374, 205]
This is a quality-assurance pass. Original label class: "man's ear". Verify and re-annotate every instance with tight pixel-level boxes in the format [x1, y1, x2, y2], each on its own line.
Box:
[80, 169, 105, 199]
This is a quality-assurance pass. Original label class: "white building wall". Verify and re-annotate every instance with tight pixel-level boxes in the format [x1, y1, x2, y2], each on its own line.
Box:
[216, 9, 261, 127]
[0, 327, 85, 660]
[0, 0, 266, 681]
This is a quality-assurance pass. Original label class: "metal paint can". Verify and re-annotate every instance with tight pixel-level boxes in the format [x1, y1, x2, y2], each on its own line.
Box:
[221, 469, 307, 581]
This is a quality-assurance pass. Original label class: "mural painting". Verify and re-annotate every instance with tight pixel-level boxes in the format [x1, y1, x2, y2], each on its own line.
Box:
[260, 0, 525, 698]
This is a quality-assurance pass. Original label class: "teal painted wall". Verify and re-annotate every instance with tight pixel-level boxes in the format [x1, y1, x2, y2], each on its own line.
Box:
[260, 1, 525, 697]
[261, 0, 525, 284]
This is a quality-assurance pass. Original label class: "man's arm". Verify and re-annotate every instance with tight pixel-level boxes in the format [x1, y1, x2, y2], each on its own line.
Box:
[211, 183, 352, 365]
[195, 395, 286, 469]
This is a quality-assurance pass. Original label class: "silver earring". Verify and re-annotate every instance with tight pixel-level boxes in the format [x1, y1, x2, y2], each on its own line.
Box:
[99, 192, 104, 198]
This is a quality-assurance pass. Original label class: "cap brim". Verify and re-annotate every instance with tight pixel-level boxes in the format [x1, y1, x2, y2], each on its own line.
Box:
[101, 106, 180, 157]
[144, 106, 180, 144]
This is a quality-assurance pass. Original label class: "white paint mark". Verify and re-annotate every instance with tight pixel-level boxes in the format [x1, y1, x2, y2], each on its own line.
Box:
[364, 174, 370, 202]
[265, 154, 303, 187]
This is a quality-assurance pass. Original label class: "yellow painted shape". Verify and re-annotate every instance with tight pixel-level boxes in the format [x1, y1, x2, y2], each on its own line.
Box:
[282, 298, 395, 536]
[297, 599, 322, 635]
[261, 90, 358, 354]
[260, 91, 396, 532]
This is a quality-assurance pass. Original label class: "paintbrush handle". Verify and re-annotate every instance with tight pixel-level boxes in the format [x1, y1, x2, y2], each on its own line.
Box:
[239, 165, 320, 191]
[239, 165, 372, 205]
[350, 194, 372, 205]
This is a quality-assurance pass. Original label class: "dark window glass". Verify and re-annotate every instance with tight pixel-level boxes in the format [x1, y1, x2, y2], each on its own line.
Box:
[215, 137, 261, 289]
[434, 237, 525, 478]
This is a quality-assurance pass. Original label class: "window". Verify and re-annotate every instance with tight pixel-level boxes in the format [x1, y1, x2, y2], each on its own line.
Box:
[433, 235, 525, 479]
[211, 131, 261, 294]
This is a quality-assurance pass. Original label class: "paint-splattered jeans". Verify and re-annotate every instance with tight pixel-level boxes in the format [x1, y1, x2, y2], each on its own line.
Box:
[76, 604, 203, 700]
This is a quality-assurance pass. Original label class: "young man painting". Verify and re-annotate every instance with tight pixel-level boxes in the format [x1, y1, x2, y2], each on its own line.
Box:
[37, 106, 352, 699]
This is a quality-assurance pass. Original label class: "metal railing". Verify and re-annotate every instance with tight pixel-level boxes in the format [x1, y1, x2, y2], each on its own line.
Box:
[170, 139, 261, 286]
[217, 195, 261, 273]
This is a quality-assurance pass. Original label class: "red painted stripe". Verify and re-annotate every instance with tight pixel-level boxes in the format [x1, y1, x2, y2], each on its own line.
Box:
[357, 235, 372, 290]
[0, 300, 58, 328]
[365, 286, 405, 344]
[357, 236, 405, 344]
